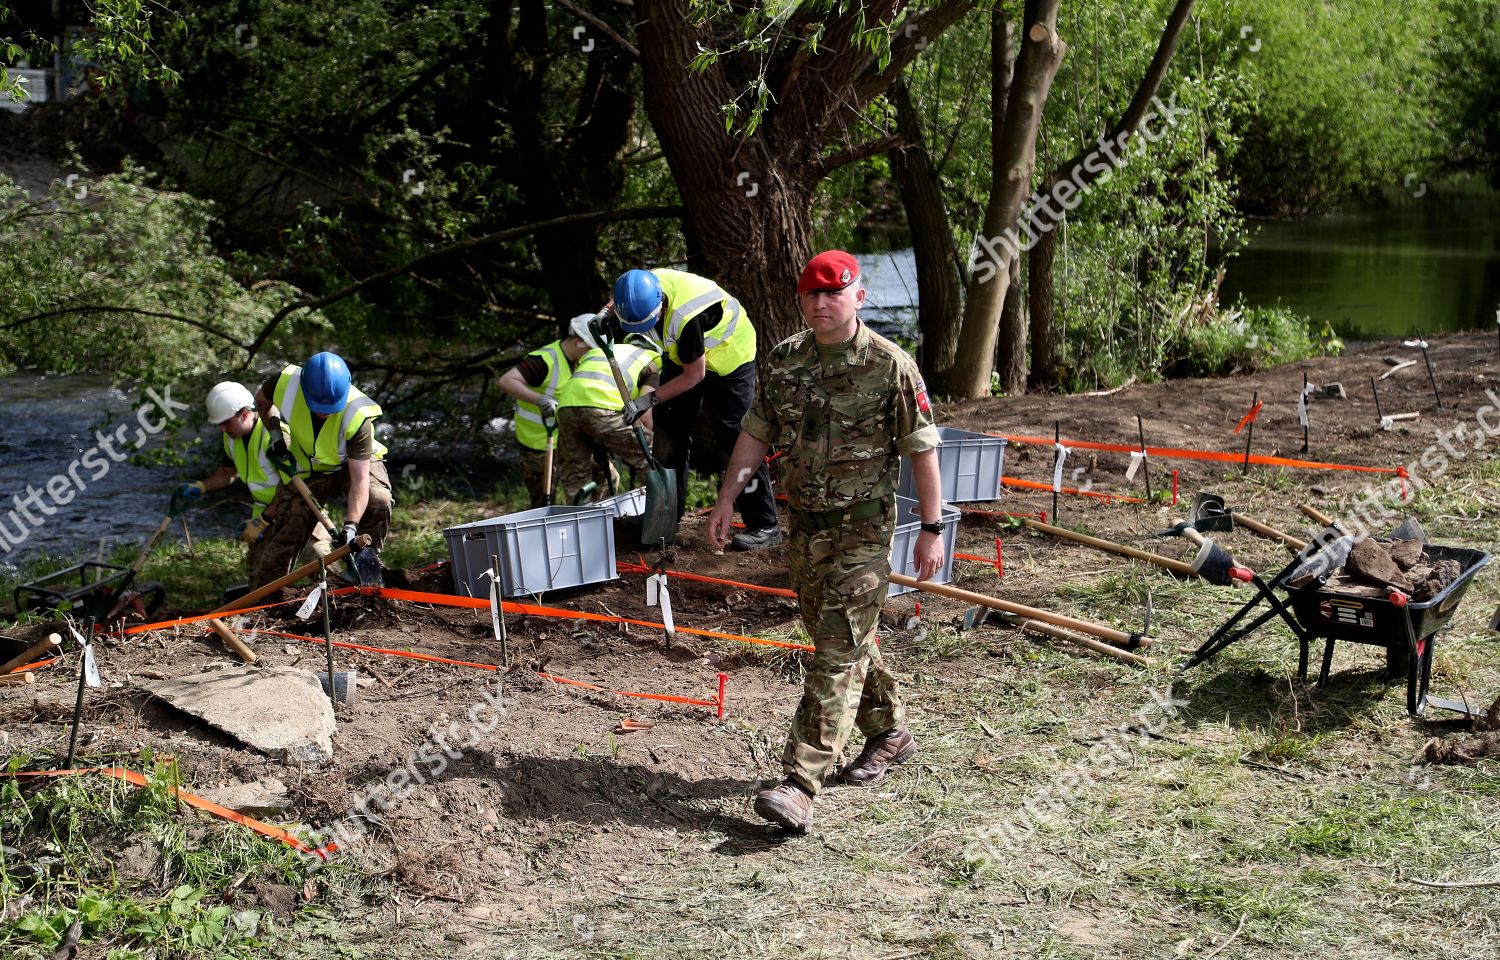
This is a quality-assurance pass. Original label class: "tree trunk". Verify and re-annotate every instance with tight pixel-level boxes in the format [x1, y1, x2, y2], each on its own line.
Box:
[949, 4, 1065, 399]
[996, 256, 1027, 392]
[1027, 0, 1197, 387]
[890, 78, 964, 390]
[1028, 224, 1058, 388]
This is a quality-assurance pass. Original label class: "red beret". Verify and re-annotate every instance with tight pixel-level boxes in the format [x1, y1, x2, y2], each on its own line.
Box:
[797, 250, 860, 293]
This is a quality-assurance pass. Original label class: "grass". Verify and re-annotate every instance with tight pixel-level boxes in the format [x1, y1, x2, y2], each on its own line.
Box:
[0, 754, 359, 959]
[6, 425, 1500, 957]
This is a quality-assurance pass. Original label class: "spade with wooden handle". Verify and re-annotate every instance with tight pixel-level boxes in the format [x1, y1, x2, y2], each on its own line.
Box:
[0, 633, 61, 675]
[287, 475, 375, 586]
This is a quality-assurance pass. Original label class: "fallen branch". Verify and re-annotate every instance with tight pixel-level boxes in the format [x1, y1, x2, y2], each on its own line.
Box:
[1409, 876, 1500, 889]
[1379, 359, 1417, 380]
[1201, 914, 1247, 959]
[1081, 376, 1136, 397]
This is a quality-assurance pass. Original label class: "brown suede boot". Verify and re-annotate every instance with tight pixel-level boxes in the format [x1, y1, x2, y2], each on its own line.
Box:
[753, 780, 815, 831]
[836, 728, 918, 786]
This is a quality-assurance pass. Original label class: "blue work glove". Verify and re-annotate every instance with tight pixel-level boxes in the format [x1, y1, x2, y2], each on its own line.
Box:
[622, 392, 656, 426]
[176, 481, 205, 502]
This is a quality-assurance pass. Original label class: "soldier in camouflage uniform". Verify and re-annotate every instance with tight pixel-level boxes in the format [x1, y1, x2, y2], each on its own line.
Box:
[553, 328, 662, 504]
[707, 250, 944, 831]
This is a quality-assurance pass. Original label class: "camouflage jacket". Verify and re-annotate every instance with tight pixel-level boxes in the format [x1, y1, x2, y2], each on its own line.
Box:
[742, 319, 940, 511]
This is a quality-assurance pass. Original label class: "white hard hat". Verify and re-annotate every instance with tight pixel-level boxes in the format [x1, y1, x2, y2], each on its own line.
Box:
[205, 381, 254, 425]
[569, 313, 599, 348]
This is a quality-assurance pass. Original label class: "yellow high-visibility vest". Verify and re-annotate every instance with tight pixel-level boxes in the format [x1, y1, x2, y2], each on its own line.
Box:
[514, 340, 570, 451]
[654, 268, 755, 374]
[273, 364, 387, 474]
[557, 344, 660, 411]
[222, 420, 286, 518]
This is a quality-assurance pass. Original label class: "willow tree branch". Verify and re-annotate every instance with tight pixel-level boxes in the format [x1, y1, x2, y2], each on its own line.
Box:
[818, 134, 904, 174]
[0, 304, 251, 349]
[241, 204, 684, 363]
[554, 0, 641, 60]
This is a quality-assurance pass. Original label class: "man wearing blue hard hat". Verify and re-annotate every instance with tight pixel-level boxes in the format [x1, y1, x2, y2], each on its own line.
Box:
[248, 351, 392, 589]
[609, 267, 780, 550]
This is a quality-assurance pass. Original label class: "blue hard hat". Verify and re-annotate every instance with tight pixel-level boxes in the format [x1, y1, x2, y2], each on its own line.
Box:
[302, 352, 351, 415]
[612, 269, 664, 333]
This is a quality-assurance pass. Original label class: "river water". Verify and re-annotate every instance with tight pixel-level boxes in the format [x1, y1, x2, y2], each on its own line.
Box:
[0, 374, 245, 573]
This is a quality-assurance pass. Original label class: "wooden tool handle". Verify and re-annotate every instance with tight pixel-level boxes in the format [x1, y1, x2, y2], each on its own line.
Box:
[1000, 613, 1149, 667]
[0, 671, 36, 686]
[207, 618, 259, 663]
[209, 534, 371, 615]
[1183, 528, 1207, 547]
[1023, 519, 1198, 577]
[542, 434, 555, 502]
[888, 573, 1134, 646]
[290, 476, 339, 533]
[1299, 504, 1336, 527]
[131, 515, 175, 573]
[1233, 513, 1306, 552]
[0, 633, 61, 675]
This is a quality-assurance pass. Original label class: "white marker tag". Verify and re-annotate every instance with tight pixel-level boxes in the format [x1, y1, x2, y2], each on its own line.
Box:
[1125, 450, 1145, 481]
[1052, 444, 1069, 492]
[296, 585, 324, 621]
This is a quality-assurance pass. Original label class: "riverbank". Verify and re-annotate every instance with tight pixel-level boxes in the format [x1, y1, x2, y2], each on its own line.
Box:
[4, 331, 1500, 959]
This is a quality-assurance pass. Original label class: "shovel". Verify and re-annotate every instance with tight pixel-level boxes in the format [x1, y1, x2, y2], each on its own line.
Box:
[589, 313, 678, 546]
[288, 475, 381, 586]
[542, 413, 558, 506]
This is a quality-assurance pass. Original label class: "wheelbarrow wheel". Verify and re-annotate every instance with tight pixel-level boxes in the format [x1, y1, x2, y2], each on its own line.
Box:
[107, 582, 167, 624]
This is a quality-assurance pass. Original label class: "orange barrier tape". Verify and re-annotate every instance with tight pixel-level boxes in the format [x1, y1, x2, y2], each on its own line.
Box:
[250, 628, 722, 712]
[533, 672, 719, 709]
[994, 433, 1400, 475]
[954, 553, 995, 564]
[616, 559, 798, 600]
[118, 594, 307, 635]
[7, 657, 58, 675]
[1001, 476, 1146, 504]
[119, 585, 814, 654]
[1, 766, 326, 859]
[357, 586, 814, 652]
[1234, 400, 1264, 434]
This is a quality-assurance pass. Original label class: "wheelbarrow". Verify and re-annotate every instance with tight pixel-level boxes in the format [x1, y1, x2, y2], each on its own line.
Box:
[1180, 522, 1491, 717]
[13, 562, 165, 624]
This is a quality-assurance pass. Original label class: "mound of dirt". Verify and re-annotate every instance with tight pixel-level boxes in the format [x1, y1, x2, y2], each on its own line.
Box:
[1423, 692, 1500, 765]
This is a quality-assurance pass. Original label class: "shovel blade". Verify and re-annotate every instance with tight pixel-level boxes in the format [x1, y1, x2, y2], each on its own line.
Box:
[354, 546, 383, 587]
[640, 468, 678, 547]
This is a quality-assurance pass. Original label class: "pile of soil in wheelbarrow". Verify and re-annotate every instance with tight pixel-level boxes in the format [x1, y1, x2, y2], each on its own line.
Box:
[1318, 537, 1463, 602]
[1423, 692, 1500, 765]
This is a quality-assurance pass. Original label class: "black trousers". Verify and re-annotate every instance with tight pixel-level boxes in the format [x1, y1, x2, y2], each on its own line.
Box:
[653, 360, 779, 530]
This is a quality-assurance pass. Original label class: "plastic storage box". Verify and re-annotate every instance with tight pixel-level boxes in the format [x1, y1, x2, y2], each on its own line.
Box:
[888, 496, 961, 596]
[445, 504, 617, 599]
[596, 487, 646, 518]
[897, 427, 1007, 503]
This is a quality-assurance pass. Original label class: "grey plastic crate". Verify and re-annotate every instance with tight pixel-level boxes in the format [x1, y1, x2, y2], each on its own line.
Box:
[888, 496, 961, 597]
[596, 487, 646, 518]
[897, 427, 1008, 503]
[445, 504, 617, 599]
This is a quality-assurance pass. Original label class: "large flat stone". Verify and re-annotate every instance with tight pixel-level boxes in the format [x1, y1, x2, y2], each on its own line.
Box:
[143, 667, 335, 767]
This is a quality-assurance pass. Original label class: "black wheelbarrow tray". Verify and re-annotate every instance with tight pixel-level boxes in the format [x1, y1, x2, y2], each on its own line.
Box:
[13, 561, 166, 624]
[1181, 532, 1491, 717]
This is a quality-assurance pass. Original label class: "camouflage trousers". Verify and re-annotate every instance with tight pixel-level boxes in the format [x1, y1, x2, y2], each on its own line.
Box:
[782, 507, 904, 795]
[520, 445, 550, 508]
[555, 407, 642, 505]
[247, 460, 393, 588]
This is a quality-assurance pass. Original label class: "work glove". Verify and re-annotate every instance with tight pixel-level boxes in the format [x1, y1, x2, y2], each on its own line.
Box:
[340, 521, 359, 550]
[537, 395, 559, 418]
[175, 481, 205, 502]
[266, 420, 294, 473]
[239, 515, 268, 543]
[622, 392, 656, 426]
